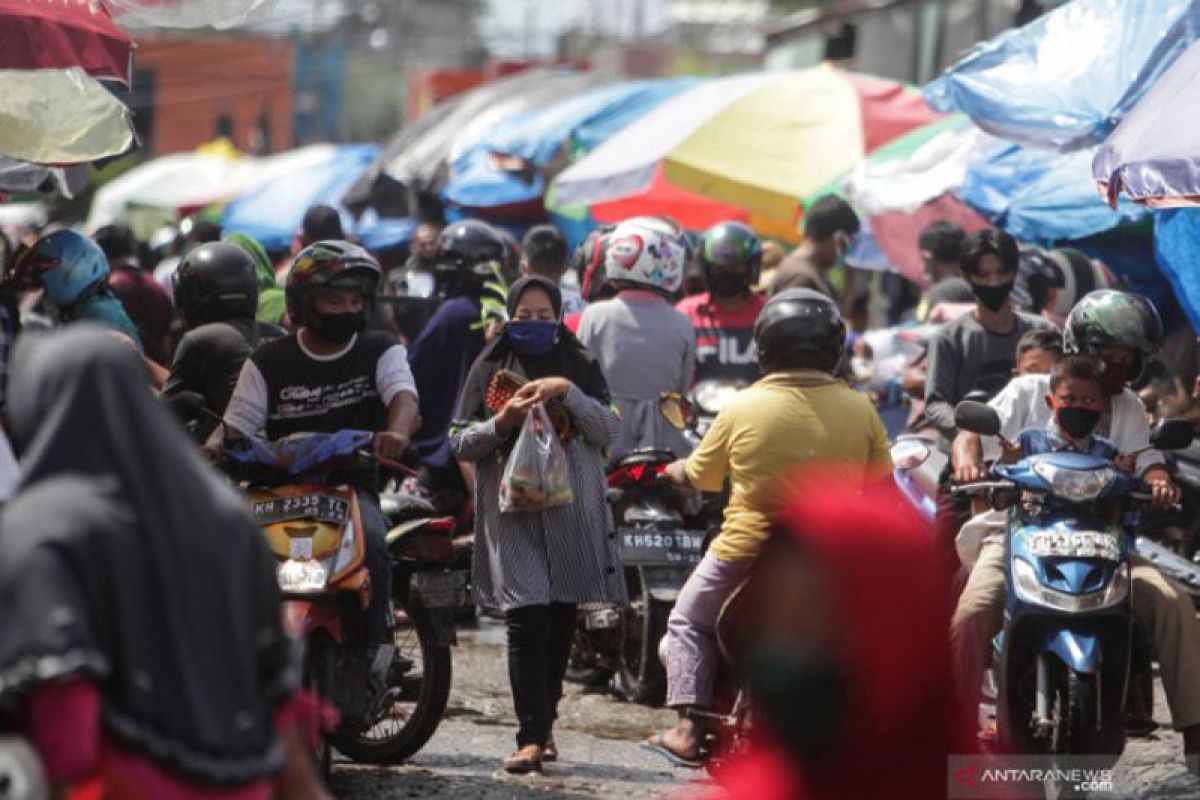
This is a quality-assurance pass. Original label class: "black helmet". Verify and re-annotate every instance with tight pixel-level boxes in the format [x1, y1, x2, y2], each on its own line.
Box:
[285, 240, 381, 327]
[1063, 289, 1163, 379]
[175, 242, 259, 328]
[699, 221, 762, 297]
[436, 220, 506, 297]
[754, 288, 847, 374]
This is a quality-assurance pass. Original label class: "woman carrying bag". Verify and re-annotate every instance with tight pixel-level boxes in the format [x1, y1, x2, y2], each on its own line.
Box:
[451, 275, 626, 774]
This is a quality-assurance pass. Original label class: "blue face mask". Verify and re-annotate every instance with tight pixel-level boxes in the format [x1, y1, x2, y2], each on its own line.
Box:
[506, 319, 558, 356]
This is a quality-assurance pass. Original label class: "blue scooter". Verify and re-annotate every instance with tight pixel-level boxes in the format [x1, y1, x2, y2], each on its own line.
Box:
[954, 401, 1193, 765]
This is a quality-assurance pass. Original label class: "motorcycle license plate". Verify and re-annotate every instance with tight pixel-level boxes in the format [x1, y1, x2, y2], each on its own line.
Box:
[252, 494, 349, 525]
[620, 528, 704, 566]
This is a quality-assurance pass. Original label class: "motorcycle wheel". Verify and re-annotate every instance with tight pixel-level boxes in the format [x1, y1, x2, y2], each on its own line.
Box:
[332, 605, 452, 764]
[615, 571, 668, 705]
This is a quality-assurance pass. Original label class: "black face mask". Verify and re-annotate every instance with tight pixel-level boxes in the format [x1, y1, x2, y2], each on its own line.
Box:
[746, 640, 850, 766]
[310, 310, 365, 345]
[970, 280, 1014, 312]
[708, 271, 749, 298]
[1056, 405, 1101, 441]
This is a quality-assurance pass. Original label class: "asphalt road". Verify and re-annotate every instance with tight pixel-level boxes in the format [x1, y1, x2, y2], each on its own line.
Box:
[331, 619, 1200, 799]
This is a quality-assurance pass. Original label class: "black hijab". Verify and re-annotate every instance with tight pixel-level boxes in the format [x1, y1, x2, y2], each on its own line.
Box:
[457, 274, 609, 421]
[0, 327, 293, 786]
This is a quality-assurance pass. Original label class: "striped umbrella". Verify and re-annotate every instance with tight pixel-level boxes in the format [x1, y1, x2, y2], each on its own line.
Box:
[548, 66, 942, 241]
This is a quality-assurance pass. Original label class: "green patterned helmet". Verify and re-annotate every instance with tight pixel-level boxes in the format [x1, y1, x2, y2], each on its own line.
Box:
[1063, 290, 1163, 374]
[285, 240, 380, 326]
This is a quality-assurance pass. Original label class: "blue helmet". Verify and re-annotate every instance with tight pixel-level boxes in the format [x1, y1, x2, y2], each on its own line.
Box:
[13, 230, 110, 307]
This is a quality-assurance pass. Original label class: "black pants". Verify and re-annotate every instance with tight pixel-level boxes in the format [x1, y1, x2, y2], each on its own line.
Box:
[506, 603, 577, 748]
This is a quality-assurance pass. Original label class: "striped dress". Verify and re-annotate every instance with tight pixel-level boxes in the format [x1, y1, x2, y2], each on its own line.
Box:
[450, 385, 628, 612]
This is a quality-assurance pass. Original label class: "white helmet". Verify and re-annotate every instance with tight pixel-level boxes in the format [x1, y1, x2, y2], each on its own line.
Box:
[603, 217, 688, 294]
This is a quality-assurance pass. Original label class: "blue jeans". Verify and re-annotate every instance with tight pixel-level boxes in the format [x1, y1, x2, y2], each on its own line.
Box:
[356, 489, 393, 645]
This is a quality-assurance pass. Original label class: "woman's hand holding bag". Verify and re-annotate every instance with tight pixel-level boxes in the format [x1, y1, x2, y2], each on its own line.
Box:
[499, 401, 575, 514]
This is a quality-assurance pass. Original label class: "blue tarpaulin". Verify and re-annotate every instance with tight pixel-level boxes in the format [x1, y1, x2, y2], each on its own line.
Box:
[959, 142, 1146, 243]
[1154, 209, 1200, 328]
[441, 78, 699, 213]
[925, 0, 1200, 151]
[223, 144, 380, 251]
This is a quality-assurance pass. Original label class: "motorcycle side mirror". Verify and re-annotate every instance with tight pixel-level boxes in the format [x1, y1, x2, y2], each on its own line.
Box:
[659, 393, 689, 431]
[1150, 419, 1195, 452]
[955, 401, 1002, 437]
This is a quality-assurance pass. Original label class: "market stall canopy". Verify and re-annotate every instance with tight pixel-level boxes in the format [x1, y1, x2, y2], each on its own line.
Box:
[843, 118, 996, 284]
[960, 142, 1146, 243]
[0, 67, 135, 164]
[376, 69, 608, 193]
[87, 144, 343, 231]
[1154, 209, 1200, 327]
[925, 0, 1200, 151]
[442, 78, 700, 217]
[0, 0, 132, 82]
[223, 144, 380, 251]
[1094, 38, 1200, 208]
[550, 66, 942, 234]
[0, 157, 88, 198]
[102, 0, 279, 29]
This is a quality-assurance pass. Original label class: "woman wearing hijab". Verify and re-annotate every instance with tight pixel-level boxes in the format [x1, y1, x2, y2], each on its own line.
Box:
[451, 275, 626, 774]
[225, 232, 287, 326]
[713, 474, 973, 800]
[0, 327, 326, 799]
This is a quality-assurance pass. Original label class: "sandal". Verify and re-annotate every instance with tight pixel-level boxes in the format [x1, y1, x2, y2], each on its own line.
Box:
[641, 733, 704, 769]
[503, 744, 544, 774]
[543, 739, 558, 762]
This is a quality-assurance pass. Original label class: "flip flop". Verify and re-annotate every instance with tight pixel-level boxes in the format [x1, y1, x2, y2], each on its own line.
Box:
[641, 734, 705, 769]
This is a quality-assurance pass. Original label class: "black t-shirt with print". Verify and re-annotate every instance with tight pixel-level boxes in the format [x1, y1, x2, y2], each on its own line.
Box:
[250, 331, 395, 441]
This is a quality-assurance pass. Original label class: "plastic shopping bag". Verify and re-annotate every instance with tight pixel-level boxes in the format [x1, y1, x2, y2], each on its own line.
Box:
[499, 402, 574, 513]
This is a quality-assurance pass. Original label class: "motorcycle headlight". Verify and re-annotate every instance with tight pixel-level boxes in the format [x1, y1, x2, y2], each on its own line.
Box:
[693, 382, 742, 416]
[1031, 462, 1116, 503]
[1012, 558, 1129, 612]
[277, 558, 328, 594]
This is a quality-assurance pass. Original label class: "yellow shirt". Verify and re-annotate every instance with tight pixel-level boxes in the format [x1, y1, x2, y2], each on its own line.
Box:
[686, 370, 893, 562]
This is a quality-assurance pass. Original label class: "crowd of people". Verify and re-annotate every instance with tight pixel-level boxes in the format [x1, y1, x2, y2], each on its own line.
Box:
[0, 187, 1199, 797]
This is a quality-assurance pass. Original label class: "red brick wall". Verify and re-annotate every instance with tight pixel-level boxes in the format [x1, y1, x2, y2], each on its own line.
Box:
[134, 36, 294, 155]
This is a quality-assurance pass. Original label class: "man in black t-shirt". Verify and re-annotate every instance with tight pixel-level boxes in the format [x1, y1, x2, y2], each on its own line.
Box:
[163, 242, 284, 440]
[218, 241, 420, 660]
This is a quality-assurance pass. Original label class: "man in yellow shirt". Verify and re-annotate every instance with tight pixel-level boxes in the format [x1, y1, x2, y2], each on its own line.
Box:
[644, 288, 893, 767]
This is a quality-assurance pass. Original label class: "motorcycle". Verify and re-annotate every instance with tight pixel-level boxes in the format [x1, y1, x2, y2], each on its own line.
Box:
[218, 428, 459, 777]
[953, 401, 1193, 791]
[890, 432, 943, 522]
[567, 448, 710, 704]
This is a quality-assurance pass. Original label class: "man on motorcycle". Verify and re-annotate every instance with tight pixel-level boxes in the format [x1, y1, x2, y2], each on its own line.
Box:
[644, 289, 892, 767]
[577, 217, 695, 463]
[951, 290, 1200, 765]
[163, 242, 284, 440]
[676, 222, 766, 387]
[407, 220, 502, 496]
[216, 240, 420, 669]
[926, 229, 1055, 583]
[10, 229, 142, 349]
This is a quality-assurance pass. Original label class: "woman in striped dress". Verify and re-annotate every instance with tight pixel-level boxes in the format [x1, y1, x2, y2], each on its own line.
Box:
[451, 275, 626, 774]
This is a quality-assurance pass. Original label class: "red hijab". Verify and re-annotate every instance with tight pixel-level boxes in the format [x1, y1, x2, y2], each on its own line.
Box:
[716, 474, 976, 800]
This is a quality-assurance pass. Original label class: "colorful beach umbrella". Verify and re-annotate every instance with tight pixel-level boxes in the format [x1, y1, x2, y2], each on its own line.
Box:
[842, 118, 996, 284]
[549, 66, 942, 238]
[925, 0, 1200, 151]
[1094, 38, 1200, 208]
